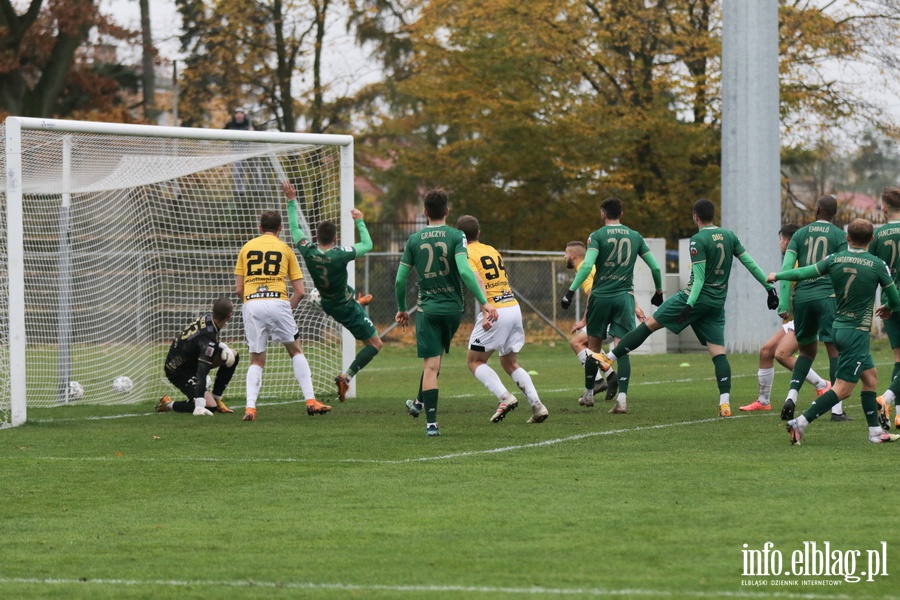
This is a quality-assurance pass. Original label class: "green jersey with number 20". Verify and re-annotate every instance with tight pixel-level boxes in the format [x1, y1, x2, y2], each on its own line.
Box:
[585, 225, 653, 296]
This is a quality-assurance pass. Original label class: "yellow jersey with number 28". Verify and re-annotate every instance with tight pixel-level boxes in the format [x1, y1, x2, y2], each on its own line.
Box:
[235, 234, 303, 302]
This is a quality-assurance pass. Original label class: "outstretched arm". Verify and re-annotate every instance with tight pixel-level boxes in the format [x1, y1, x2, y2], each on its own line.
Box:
[770, 264, 821, 282]
[737, 252, 774, 290]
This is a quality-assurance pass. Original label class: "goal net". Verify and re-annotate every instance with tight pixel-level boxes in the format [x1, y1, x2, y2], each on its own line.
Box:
[1, 117, 355, 428]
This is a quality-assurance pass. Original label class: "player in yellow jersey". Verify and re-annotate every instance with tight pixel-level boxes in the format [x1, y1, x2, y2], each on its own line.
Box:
[456, 215, 548, 424]
[234, 190, 331, 421]
[565, 241, 609, 396]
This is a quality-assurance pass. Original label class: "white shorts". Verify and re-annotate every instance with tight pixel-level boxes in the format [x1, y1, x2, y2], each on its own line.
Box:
[468, 303, 525, 356]
[241, 299, 299, 353]
[781, 320, 795, 334]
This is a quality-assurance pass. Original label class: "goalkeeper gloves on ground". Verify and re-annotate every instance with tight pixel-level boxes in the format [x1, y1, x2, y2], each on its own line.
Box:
[678, 304, 692, 324]
[651, 291, 664, 307]
[766, 289, 779, 310]
[561, 289, 575, 310]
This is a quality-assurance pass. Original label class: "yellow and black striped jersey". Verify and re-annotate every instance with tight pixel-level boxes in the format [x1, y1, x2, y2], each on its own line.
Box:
[234, 234, 303, 302]
[467, 241, 517, 308]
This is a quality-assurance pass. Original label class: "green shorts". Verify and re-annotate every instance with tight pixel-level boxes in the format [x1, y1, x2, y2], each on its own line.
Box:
[586, 293, 635, 340]
[323, 299, 378, 341]
[833, 328, 874, 383]
[883, 312, 900, 349]
[792, 297, 836, 345]
[652, 292, 725, 347]
[415, 310, 462, 358]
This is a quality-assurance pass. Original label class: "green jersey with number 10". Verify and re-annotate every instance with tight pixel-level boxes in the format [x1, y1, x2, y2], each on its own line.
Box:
[785, 221, 847, 302]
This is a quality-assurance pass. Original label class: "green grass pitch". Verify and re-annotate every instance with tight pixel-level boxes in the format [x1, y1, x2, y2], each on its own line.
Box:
[1, 341, 898, 599]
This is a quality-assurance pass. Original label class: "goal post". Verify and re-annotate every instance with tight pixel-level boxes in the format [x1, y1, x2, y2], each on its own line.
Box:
[1, 117, 356, 428]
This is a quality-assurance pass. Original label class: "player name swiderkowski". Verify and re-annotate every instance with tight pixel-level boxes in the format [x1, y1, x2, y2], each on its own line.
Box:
[742, 541, 888, 583]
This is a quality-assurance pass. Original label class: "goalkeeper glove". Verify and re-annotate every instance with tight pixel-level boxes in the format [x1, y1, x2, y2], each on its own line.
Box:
[678, 304, 693, 324]
[561, 289, 575, 310]
[766, 289, 779, 310]
[218, 342, 237, 367]
[651, 291, 664, 307]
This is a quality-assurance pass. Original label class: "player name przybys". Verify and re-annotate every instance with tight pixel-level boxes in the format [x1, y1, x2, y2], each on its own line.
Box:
[742, 542, 888, 583]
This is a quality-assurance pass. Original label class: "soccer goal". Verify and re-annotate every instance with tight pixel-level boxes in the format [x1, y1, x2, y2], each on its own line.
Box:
[1, 117, 355, 428]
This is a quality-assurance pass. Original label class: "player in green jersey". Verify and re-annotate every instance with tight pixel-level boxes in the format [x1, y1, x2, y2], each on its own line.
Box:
[285, 182, 382, 403]
[561, 197, 663, 415]
[590, 199, 778, 417]
[871, 187, 900, 430]
[740, 224, 831, 412]
[770, 218, 900, 445]
[394, 189, 498, 437]
[778, 195, 850, 422]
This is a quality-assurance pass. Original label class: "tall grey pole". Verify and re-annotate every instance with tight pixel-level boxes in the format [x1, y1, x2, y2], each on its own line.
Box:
[722, 0, 782, 352]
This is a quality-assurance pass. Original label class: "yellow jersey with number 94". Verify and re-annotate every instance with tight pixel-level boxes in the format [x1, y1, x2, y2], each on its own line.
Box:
[235, 234, 303, 302]
[467, 241, 517, 309]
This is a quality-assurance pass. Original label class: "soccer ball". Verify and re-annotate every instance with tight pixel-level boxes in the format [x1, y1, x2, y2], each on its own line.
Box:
[112, 375, 134, 394]
[68, 381, 84, 400]
[306, 287, 322, 308]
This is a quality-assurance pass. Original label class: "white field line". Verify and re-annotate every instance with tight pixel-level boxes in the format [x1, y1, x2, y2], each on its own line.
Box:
[5, 415, 742, 465]
[0, 576, 888, 599]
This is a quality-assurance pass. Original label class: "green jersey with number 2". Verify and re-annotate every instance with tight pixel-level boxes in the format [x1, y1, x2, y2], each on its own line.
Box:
[685, 226, 745, 307]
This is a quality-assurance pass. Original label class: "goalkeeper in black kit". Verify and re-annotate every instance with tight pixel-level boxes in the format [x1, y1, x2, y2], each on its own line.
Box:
[156, 297, 240, 416]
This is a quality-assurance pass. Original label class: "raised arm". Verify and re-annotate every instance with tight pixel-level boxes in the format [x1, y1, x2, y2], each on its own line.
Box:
[351, 208, 373, 256]
[283, 181, 307, 246]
